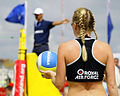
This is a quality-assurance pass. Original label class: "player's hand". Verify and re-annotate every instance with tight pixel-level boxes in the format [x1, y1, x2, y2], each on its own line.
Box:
[40, 70, 56, 79]
[62, 19, 70, 24]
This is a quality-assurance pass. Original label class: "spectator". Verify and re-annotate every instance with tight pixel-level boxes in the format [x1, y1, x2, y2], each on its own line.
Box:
[114, 58, 120, 69]
[5, 85, 12, 96]
[114, 58, 120, 87]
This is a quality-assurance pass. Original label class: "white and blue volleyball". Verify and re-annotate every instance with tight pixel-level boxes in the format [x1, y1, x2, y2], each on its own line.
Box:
[37, 51, 57, 72]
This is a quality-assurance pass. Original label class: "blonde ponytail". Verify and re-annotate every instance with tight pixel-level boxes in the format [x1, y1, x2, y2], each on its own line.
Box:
[82, 45, 87, 62]
[80, 26, 88, 62]
[72, 8, 97, 62]
[79, 13, 88, 62]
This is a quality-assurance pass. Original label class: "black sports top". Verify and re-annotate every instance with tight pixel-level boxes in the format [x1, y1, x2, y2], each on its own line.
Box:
[66, 38, 106, 82]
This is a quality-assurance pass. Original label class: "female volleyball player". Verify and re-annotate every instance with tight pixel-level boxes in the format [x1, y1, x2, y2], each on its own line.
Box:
[40, 7, 118, 96]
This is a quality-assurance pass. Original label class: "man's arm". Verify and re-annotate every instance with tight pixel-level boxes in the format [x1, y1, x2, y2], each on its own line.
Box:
[52, 19, 69, 26]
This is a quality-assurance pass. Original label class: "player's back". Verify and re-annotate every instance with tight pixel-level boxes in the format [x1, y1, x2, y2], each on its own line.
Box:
[63, 39, 109, 96]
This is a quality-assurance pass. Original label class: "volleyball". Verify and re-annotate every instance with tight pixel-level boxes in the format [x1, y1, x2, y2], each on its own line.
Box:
[37, 51, 57, 72]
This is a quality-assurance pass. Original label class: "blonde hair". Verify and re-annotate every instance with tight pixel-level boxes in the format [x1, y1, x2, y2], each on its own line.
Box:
[72, 8, 97, 62]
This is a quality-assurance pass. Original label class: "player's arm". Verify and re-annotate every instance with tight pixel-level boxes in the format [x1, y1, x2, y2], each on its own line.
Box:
[52, 19, 69, 26]
[40, 43, 66, 90]
[54, 43, 66, 90]
[105, 43, 118, 96]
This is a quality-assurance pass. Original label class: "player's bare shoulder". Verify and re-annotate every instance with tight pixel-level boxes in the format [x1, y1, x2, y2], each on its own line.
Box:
[59, 40, 75, 47]
[58, 40, 76, 51]
[95, 40, 111, 51]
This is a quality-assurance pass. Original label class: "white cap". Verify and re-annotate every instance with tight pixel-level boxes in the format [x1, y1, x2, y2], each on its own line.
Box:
[33, 8, 44, 15]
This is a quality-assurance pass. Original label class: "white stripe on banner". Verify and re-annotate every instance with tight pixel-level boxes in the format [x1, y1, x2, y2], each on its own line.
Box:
[61, 0, 65, 43]
[107, 0, 110, 15]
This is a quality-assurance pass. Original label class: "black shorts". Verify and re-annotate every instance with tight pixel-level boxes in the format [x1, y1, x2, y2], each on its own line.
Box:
[32, 43, 49, 56]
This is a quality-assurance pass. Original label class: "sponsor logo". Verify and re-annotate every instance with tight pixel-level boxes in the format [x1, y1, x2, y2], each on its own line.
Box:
[75, 69, 99, 80]
[19, 64, 26, 96]
[47, 51, 51, 65]
[35, 30, 44, 34]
